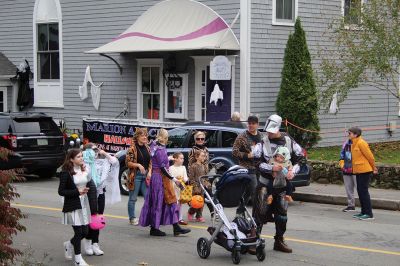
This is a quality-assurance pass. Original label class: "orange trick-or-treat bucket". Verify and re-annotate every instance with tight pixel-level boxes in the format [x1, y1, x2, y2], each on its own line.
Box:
[191, 195, 205, 209]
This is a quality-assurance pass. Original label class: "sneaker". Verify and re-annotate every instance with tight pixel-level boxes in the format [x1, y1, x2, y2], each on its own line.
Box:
[342, 206, 356, 212]
[352, 213, 363, 218]
[196, 217, 206, 223]
[63, 241, 73, 260]
[358, 214, 375, 220]
[92, 243, 104, 256]
[132, 217, 139, 225]
[178, 220, 188, 225]
[74, 254, 89, 266]
[187, 213, 195, 222]
[83, 239, 93, 256]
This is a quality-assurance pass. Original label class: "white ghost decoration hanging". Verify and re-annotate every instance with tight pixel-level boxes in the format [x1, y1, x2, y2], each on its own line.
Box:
[209, 83, 224, 106]
[329, 92, 338, 114]
[78, 66, 104, 110]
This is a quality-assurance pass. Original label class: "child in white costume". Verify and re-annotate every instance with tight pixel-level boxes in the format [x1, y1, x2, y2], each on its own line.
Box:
[169, 152, 189, 225]
[82, 143, 120, 257]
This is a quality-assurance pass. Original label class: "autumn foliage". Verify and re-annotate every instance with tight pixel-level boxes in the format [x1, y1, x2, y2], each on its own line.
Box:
[0, 147, 25, 265]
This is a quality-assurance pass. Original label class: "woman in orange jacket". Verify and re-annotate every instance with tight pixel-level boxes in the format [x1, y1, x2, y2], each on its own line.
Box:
[347, 127, 378, 220]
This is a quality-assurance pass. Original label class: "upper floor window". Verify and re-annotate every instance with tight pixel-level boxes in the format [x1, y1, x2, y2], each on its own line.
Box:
[343, 0, 362, 25]
[33, 0, 63, 108]
[37, 23, 59, 80]
[273, 0, 298, 26]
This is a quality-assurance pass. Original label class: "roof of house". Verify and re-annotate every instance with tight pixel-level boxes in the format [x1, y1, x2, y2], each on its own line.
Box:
[0, 52, 16, 77]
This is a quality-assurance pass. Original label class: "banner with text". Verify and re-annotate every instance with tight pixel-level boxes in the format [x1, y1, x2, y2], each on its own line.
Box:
[82, 119, 162, 153]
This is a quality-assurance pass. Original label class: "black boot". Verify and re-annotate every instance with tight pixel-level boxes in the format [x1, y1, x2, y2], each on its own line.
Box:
[273, 236, 292, 253]
[150, 227, 166, 237]
[173, 223, 191, 236]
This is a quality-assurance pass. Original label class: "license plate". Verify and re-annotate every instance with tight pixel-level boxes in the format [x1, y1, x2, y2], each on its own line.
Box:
[37, 139, 48, 146]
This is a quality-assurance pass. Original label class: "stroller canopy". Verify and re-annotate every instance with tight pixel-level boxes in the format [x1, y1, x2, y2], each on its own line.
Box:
[215, 166, 252, 208]
[216, 165, 251, 190]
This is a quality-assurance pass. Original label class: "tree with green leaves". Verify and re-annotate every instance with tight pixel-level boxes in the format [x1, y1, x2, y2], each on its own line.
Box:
[318, 0, 400, 110]
[276, 18, 320, 148]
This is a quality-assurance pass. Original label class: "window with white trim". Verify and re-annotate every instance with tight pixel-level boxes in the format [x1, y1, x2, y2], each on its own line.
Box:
[33, 0, 63, 108]
[343, 0, 362, 25]
[201, 69, 207, 120]
[37, 23, 59, 80]
[273, 0, 298, 26]
[164, 74, 188, 119]
[137, 59, 163, 121]
[0, 88, 7, 112]
[142, 66, 160, 120]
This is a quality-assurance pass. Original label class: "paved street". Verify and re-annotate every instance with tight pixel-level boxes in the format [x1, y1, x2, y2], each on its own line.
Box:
[12, 177, 400, 266]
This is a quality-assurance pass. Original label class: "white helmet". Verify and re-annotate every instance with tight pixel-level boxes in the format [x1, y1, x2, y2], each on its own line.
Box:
[264, 114, 282, 133]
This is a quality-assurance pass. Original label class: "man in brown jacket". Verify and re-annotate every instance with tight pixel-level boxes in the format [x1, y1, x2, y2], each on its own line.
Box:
[232, 115, 263, 203]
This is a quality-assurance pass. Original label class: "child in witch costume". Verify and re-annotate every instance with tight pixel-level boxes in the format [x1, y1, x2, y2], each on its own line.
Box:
[139, 129, 191, 236]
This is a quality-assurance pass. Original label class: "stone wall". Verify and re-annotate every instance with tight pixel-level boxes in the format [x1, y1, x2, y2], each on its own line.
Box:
[309, 160, 400, 190]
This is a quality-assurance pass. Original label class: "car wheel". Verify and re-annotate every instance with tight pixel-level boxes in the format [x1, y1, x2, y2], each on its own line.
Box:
[119, 166, 130, 195]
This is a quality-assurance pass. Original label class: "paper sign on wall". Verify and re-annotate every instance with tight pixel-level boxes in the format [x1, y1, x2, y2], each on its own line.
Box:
[210, 56, 231, 80]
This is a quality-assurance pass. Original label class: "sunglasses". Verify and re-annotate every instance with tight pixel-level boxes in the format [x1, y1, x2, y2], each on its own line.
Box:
[196, 138, 205, 141]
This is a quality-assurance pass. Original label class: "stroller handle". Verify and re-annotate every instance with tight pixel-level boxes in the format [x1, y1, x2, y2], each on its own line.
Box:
[197, 174, 221, 190]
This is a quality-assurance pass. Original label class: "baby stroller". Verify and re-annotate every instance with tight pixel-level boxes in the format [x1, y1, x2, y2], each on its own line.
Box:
[196, 164, 266, 264]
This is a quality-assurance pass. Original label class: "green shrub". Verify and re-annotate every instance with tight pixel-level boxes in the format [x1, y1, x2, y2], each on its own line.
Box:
[276, 18, 320, 148]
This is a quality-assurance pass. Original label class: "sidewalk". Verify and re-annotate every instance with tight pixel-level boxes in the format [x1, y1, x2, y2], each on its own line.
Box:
[293, 183, 400, 211]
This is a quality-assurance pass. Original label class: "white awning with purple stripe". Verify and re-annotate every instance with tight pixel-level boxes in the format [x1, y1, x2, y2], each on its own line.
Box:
[87, 0, 240, 53]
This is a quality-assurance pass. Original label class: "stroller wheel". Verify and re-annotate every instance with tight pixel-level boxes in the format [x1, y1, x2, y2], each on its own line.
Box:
[256, 246, 266, 262]
[231, 248, 241, 264]
[197, 237, 211, 259]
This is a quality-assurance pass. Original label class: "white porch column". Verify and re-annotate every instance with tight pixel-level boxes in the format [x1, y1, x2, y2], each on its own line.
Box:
[240, 0, 251, 118]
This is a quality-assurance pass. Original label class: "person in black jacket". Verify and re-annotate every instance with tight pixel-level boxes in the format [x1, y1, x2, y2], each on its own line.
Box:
[59, 149, 97, 266]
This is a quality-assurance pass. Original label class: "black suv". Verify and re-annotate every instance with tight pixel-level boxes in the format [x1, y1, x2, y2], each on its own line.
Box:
[115, 121, 311, 195]
[0, 112, 65, 177]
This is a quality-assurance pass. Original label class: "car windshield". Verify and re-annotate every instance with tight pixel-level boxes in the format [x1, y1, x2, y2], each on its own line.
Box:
[187, 129, 218, 148]
[167, 128, 190, 148]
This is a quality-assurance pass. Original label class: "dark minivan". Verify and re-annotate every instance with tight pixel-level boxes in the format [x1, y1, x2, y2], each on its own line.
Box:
[115, 121, 311, 195]
[0, 112, 65, 177]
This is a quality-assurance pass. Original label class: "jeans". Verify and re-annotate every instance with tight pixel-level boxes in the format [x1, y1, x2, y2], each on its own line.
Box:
[127, 171, 147, 220]
[343, 175, 357, 208]
[356, 172, 373, 217]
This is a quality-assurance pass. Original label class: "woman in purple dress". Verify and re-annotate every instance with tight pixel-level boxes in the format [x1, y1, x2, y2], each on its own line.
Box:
[139, 128, 191, 237]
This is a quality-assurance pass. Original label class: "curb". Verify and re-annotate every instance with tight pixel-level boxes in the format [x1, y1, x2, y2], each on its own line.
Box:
[292, 192, 400, 211]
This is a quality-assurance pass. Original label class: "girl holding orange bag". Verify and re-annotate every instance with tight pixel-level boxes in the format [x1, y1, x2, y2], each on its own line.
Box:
[188, 150, 209, 222]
